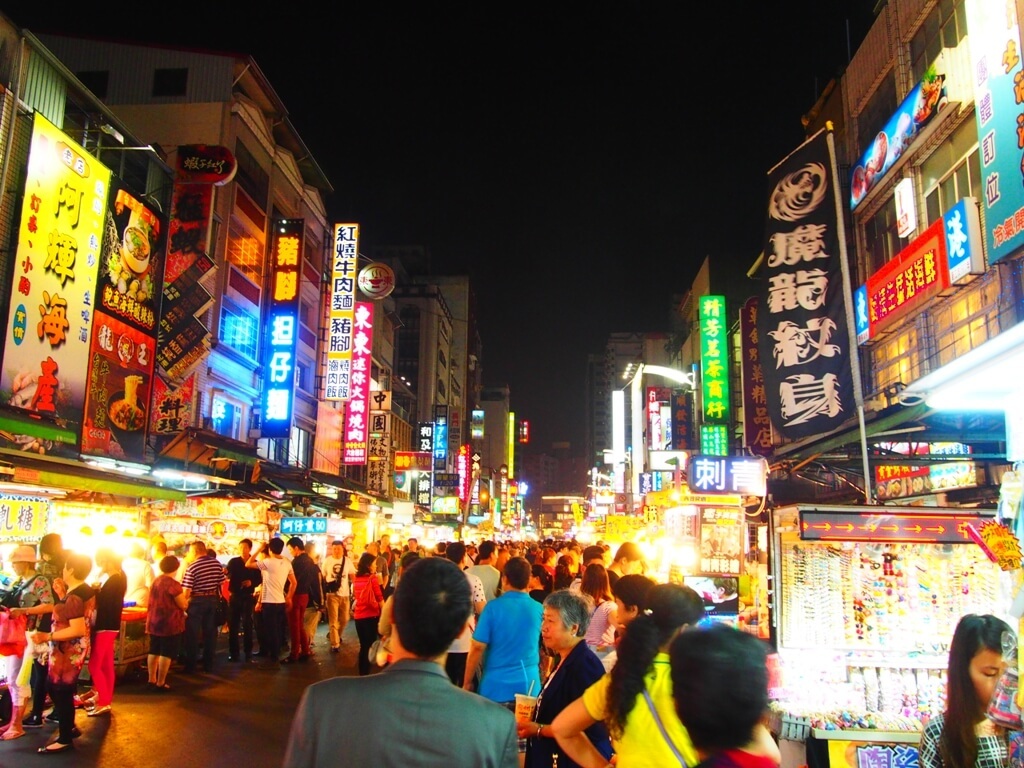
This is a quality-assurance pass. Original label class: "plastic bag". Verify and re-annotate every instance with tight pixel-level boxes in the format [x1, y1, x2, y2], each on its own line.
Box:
[987, 628, 1022, 729]
[0, 609, 27, 657]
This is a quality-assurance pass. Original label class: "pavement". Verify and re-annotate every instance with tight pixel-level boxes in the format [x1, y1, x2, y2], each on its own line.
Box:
[1, 618, 364, 768]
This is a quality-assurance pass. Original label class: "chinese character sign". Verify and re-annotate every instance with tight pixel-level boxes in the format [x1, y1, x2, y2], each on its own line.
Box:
[150, 372, 195, 437]
[0, 496, 49, 538]
[758, 130, 854, 439]
[671, 390, 691, 450]
[966, 0, 1024, 265]
[325, 223, 358, 401]
[1, 113, 110, 446]
[80, 312, 155, 461]
[343, 301, 374, 465]
[699, 296, 730, 424]
[688, 454, 768, 496]
[698, 508, 743, 575]
[261, 219, 303, 439]
[433, 405, 449, 465]
[863, 218, 949, 340]
[740, 297, 773, 456]
[311, 402, 343, 474]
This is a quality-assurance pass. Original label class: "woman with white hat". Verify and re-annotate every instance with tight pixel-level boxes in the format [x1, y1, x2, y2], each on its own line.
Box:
[2, 544, 54, 741]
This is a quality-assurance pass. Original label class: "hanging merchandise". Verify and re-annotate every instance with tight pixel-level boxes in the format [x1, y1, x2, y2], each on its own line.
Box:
[768, 504, 1013, 768]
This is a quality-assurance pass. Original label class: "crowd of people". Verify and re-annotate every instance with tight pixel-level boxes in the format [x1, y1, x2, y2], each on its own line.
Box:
[2, 531, 1013, 768]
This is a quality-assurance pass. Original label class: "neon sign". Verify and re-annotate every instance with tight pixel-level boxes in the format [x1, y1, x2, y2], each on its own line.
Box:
[261, 219, 302, 438]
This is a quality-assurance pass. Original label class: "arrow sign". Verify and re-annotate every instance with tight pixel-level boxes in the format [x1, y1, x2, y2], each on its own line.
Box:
[798, 510, 993, 543]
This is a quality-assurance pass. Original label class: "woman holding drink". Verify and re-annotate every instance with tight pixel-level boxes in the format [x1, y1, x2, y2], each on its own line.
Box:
[517, 589, 612, 768]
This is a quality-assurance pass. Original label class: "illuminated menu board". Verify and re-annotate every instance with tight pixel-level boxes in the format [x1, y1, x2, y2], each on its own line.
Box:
[261, 219, 303, 439]
[325, 223, 358, 400]
[699, 296, 730, 424]
[0, 113, 110, 449]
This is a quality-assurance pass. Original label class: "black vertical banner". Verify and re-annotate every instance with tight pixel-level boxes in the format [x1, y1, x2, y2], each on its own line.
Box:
[758, 130, 854, 439]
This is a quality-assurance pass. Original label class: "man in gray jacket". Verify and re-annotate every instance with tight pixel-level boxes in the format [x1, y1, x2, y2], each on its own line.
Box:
[282, 556, 518, 768]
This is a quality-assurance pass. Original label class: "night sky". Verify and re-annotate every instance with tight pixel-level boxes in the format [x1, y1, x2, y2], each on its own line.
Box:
[8, 3, 876, 453]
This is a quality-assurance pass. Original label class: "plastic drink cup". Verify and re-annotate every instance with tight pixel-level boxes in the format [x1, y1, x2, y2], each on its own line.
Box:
[514, 693, 538, 723]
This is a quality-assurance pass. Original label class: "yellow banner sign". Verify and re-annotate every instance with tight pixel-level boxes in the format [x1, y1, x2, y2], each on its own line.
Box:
[0, 497, 49, 538]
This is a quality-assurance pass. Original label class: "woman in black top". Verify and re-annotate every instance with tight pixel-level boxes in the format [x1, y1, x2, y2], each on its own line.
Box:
[82, 548, 127, 716]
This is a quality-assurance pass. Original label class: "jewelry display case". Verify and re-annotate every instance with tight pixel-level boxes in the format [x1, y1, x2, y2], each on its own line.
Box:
[767, 505, 1010, 768]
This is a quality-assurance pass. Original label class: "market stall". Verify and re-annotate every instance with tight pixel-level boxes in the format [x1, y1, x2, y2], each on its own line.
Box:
[115, 606, 148, 678]
[148, 493, 274, 556]
[767, 504, 1012, 768]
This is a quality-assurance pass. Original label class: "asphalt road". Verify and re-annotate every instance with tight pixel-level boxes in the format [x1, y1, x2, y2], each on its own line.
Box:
[2, 619, 363, 768]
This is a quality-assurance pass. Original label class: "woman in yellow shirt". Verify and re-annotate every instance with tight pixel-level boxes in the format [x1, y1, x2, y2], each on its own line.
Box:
[551, 583, 706, 768]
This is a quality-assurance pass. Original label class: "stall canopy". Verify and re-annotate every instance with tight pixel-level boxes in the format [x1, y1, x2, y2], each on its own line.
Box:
[157, 427, 260, 479]
[766, 398, 1007, 507]
[0, 448, 186, 502]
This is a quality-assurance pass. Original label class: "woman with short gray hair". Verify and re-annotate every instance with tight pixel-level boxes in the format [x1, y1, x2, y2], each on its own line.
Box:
[516, 589, 612, 767]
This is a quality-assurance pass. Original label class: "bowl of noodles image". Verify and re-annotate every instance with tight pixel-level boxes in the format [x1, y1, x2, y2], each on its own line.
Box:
[106, 375, 145, 457]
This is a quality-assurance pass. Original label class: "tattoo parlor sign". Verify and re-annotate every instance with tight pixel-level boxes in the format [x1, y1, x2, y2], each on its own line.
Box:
[758, 130, 855, 439]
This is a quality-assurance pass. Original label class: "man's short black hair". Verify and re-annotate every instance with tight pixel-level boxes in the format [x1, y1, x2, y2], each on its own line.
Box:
[503, 556, 531, 590]
[393, 557, 472, 657]
[478, 540, 496, 560]
[268, 538, 285, 555]
[445, 541, 466, 565]
[612, 541, 643, 564]
[670, 623, 769, 752]
[582, 545, 605, 564]
[287, 536, 304, 550]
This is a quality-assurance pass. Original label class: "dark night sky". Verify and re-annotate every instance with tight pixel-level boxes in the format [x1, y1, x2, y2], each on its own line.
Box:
[9, 3, 876, 453]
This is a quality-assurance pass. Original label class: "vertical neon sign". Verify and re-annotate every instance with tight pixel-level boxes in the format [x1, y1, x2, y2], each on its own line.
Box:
[261, 219, 302, 438]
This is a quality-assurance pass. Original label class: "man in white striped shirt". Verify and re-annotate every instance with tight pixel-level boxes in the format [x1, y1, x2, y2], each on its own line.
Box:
[181, 541, 226, 674]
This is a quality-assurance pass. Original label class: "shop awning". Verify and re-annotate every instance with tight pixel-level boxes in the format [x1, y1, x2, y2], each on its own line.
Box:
[265, 476, 316, 496]
[0, 408, 77, 445]
[771, 401, 1005, 464]
[0, 448, 186, 502]
[158, 428, 260, 470]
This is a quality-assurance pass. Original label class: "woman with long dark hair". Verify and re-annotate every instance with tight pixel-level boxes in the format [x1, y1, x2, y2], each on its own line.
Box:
[920, 614, 1014, 768]
[351, 551, 384, 675]
[551, 583, 706, 767]
[553, 556, 576, 591]
[580, 564, 616, 652]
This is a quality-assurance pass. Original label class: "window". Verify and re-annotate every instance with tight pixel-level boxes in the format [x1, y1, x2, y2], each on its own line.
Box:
[437, 348, 447, 368]
[210, 394, 244, 440]
[234, 141, 270, 208]
[910, 0, 967, 84]
[76, 71, 109, 99]
[870, 329, 920, 396]
[288, 426, 312, 468]
[856, 75, 897, 160]
[219, 301, 260, 360]
[862, 203, 904, 278]
[226, 219, 265, 287]
[152, 68, 188, 97]
[921, 118, 980, 225]
[437, 378, 447, 398]
[930, 273, 1002, 367]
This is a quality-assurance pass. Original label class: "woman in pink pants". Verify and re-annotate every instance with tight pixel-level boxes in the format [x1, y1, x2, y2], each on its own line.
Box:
[82, 548, 126, 716]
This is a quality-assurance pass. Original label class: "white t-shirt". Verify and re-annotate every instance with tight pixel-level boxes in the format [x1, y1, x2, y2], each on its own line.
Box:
[321, 554, 356, 597]
[448, 570, 487, 653]
[467, 563, 501, 602]
[258, 557, 293, 603]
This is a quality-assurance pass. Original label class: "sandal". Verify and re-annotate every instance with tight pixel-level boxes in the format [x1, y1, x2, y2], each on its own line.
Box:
[157, 683, 171, 691]
[1, 729, 25, 741]
[37, 741, 74, 754]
